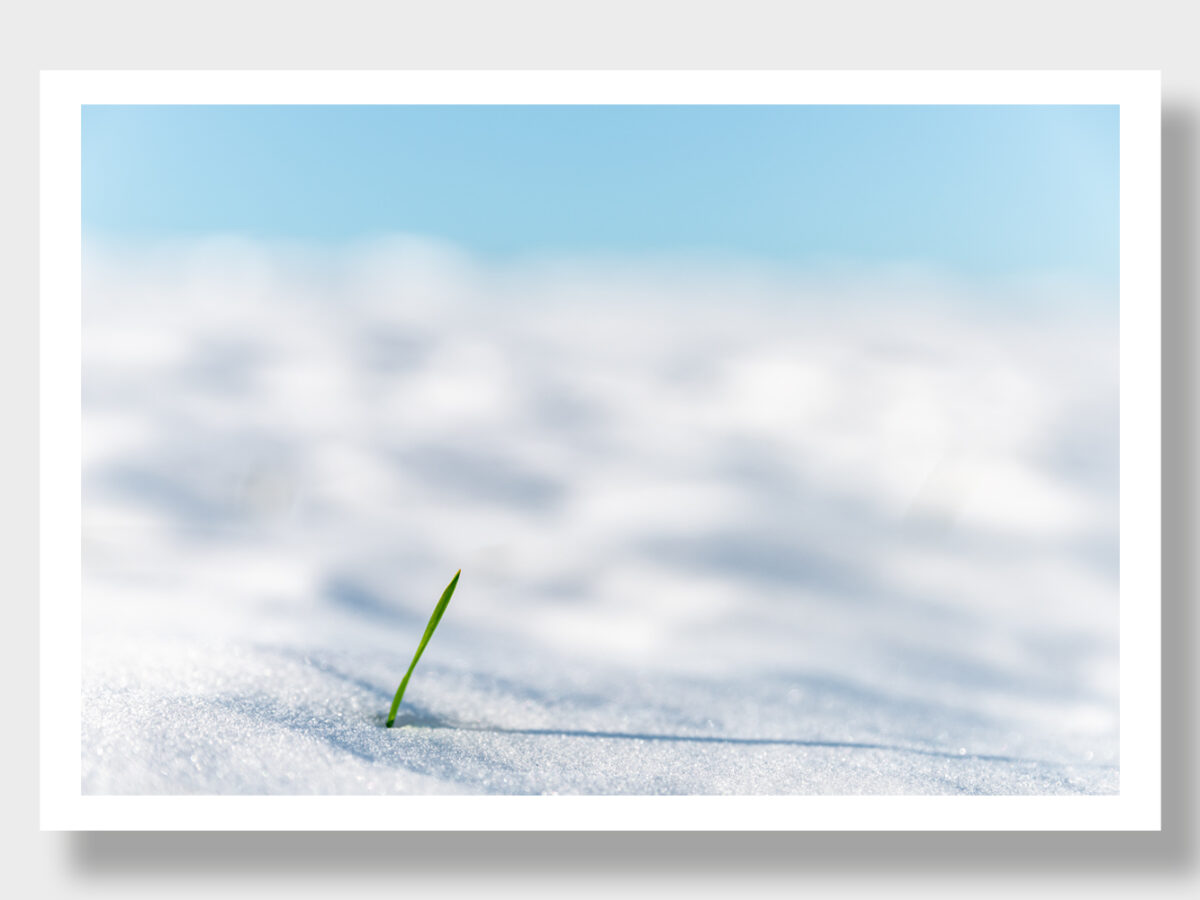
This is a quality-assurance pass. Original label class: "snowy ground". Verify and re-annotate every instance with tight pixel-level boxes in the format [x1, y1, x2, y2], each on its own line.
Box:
[81, 238, 1119, 794]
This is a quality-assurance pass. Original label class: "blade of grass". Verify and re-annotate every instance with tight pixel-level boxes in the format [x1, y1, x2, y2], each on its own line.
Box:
[386, 569, 460, 728]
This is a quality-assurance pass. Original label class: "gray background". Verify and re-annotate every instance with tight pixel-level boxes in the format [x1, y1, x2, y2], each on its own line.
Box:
[2, 1, 1195, 896]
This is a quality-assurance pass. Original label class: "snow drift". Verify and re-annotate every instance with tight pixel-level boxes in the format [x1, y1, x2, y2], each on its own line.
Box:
[81, 237, 1119, 794]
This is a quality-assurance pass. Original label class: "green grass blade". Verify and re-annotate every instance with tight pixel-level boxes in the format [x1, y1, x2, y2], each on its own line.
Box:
[386, 569, 460, 728]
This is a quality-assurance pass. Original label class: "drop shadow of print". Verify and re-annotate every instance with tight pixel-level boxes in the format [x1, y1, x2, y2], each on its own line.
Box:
[66, 104, 1193, 876]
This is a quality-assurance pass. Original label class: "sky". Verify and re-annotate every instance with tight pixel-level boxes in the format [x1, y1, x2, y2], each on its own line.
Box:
[82, 104, 1119, 287]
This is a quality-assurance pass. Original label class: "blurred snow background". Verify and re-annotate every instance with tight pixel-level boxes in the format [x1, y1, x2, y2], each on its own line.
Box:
[81, 237, 1119, 794]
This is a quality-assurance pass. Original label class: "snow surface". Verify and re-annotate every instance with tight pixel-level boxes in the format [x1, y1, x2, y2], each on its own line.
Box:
[81, 239, 1119, 794]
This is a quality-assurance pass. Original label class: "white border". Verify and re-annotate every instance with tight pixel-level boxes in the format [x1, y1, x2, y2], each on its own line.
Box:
[41, 70, 1161, 831]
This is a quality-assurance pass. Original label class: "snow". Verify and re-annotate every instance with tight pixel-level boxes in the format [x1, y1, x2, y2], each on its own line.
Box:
[81, 238, 1119, 794]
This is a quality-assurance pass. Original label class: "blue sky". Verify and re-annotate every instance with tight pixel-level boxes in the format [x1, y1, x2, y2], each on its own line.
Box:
[82, 105, 1118, 286]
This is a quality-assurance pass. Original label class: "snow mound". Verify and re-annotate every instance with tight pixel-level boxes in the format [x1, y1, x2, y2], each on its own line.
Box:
[82, 240, 1118, 794]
